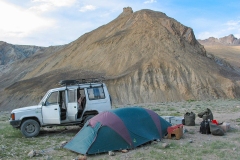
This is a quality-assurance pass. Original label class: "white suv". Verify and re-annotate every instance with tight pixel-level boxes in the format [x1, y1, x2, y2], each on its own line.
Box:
[9, 79, 112, 137]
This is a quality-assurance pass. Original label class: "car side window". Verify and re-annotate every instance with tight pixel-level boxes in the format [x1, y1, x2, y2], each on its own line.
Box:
[68, 89, 76, 103]
[87, 87, 105, 100]
[46, 91, 58, 105]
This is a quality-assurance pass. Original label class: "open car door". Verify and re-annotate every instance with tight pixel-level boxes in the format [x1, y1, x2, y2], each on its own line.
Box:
[67, 89, 78, 121]
[42, 91, 61, 124]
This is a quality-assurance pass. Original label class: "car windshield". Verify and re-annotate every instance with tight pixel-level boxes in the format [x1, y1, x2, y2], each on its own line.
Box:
[38, 91, 50, 105]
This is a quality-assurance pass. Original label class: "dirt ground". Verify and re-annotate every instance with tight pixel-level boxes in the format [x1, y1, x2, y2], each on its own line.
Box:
[0, 99, 240, 160]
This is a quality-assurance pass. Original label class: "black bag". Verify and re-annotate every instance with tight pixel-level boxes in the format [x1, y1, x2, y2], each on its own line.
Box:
[209, 122, 224, 136]
[184, 112, 195, 126]
[182, 119, 185, 125]
[200, 120, 211, 134]
[198, 108, 213, 121]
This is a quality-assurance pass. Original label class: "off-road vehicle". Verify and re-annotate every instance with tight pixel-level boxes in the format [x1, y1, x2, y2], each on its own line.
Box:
[9, 78, 112, 137]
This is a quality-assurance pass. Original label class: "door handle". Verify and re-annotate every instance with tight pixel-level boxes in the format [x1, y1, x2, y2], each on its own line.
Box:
[54, 108, 57, 110]
[74, 106, 76, 108]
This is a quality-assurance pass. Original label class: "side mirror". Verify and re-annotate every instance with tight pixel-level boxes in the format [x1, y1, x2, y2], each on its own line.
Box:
[42, 102, 45, 106]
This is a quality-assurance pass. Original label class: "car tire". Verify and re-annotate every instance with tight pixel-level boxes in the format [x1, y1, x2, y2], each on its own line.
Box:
[84, 115, 94, 124]
[20, 119, 40, 138]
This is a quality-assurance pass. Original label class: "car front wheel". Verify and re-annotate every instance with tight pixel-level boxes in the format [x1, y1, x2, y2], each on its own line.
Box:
[20, 119, 40, 138]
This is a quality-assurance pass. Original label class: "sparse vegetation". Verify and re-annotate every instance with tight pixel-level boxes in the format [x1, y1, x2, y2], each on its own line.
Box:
[187, 99, 196, 102]
[152, 108, 161, 112]
[0, 99, 240, 159]
[236, 118, 240, 122]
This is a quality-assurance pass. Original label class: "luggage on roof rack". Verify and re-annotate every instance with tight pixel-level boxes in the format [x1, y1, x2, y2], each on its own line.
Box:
[78, 78, 104, 83]
[59, 80, 79, 86]
[59, 78, 104, 86]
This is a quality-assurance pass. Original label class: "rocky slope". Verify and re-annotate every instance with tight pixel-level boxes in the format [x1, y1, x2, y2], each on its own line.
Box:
[198, 35, 240, 72]
[1, 7, 240, 110]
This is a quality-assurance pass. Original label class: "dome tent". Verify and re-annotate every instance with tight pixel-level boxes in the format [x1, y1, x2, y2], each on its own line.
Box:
[64, 107, 171, 154]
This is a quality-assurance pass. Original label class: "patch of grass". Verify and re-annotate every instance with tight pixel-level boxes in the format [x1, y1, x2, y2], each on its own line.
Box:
[236, 118, 240, 122]
[209, 141, 236, 149]
[0, 123, 22, 138]
[232, 136, 240, 142]
[134, 151, 145, 158]
[181, 105, 186, 108]
[187, 99, 196, 102]
[24, 140, 39, 146]
[0, 115, 9, 121]
[230, 107, 240, 112]
[169, 112, 182, 116]
[200, 148, 212, 154]
[187, 130, 195, 134]
[152, 108, 160, 112]
[167, 108, 176, 112]
[228, 127, 239, 133]
[169, 142, 179, 148]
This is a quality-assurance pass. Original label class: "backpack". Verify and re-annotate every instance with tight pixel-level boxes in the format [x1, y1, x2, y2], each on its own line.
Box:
[184, 112, 195, 126]
[200, 120, 211, 134]
[198, 108, 213, 121]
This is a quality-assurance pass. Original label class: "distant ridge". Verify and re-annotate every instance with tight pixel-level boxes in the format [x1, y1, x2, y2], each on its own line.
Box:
[0, 41, 65, 65]
[198, 34, 240, 46]
[198, 34, 240, 74]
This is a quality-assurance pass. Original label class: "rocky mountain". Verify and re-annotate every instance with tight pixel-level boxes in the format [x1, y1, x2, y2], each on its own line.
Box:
[0, 41, 43, 65]
[1, 7, 240, 111]
[198, 34, 240, 46]
[0, 41, 65, 65]
[0, 43, 65, 110]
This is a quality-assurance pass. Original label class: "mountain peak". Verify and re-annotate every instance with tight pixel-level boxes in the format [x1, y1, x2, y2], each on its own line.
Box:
[123, 7, 133, 15]
[198, 34, 240, 46]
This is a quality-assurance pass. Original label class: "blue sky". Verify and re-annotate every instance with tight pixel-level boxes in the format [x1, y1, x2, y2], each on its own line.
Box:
[0, 0, 239, 46]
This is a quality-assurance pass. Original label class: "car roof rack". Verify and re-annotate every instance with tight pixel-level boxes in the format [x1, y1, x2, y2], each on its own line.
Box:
[59, 77, 104, 87]
[77, 77, 104, 84]
[59, 80, 79, 86]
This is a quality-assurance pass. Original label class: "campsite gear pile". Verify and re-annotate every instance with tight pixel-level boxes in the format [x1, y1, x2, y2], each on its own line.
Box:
[198, 108, 230, 136]
[64, 107, 171, 155]
[179, 108, 231, 137]
[167, 124, 183, 140]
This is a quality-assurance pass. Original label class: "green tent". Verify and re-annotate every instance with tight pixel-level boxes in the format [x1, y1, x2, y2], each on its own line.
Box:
[64, 107, 171, 154]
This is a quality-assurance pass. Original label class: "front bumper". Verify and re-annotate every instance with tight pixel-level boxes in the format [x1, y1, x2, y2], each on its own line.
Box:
[10, 120, 21, 128]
